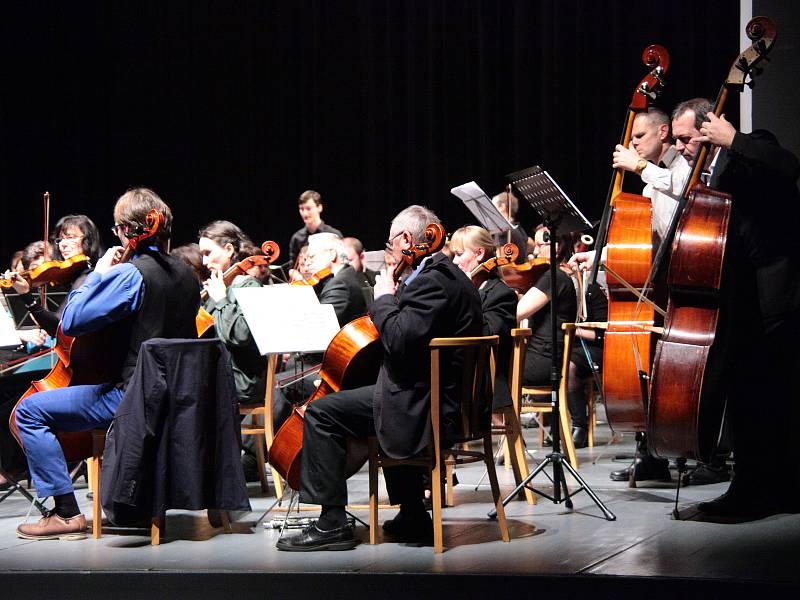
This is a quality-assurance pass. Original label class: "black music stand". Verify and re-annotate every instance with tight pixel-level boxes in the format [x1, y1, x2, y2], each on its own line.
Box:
[488, 166, 615, 521]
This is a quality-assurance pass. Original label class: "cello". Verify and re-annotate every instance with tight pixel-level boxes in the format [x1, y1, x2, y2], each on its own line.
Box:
[196, 241, 280, 337]
[9, 210, 165, 462]
[647, 18, 776, 462]
[590, 45, 670, 433]
[269, 223, 446, 490]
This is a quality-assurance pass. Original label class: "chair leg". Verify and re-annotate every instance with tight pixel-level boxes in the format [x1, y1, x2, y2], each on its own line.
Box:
[253, 433, 270, 494]
[502, 436, 511, 470]
[483, 435, 510, 543]
[431, 463, 444, 553]
[559, 396, 579, 469]
[368, 439, 379, 545]
[221, 511, 232, 533]
[445, 457, 455, 507]
[151, 516, 165, 545]
[88, 456, 102, 539]
[502, 407, 535, 505]
[586, 382, 595, 448]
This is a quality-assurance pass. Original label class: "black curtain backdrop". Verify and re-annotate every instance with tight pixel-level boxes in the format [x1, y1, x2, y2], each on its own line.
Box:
[0, 1, 742, 264]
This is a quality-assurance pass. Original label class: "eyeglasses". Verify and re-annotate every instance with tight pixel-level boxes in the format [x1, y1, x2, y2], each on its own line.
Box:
[384, 232, 404, 251]
[55, 235, 84, 245]
[110, 223, 125, 236]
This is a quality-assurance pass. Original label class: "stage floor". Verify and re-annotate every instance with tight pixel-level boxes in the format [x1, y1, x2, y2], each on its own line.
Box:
[1, 413, 798, 598]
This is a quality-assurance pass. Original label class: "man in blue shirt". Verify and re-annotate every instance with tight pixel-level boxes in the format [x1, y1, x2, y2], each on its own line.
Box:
[13, 188, 199, 540]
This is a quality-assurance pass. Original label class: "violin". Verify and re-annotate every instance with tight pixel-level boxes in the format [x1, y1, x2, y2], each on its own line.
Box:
[497, 257, 550, 295]
[0, 254, 90, 289]
[289, 267, 333, 287]
[269, 223, 447, 490]
[469, 243, 518, 288]
[10, 210, 165, 462]
[648, 18, 776, 463]
[196, 241, 280, 337]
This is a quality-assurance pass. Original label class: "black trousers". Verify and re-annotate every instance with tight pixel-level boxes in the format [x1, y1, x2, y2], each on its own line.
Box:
[299, 384, 424, 507]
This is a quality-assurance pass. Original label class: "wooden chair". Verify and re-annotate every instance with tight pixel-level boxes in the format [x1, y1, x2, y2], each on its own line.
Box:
[515, 327, 579, 469]
[368, 335, 510, 553]
[240, 354, 283, 499]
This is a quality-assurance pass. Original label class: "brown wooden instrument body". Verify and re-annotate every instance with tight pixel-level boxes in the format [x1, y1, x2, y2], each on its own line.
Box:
[470, 243, 518, 288]
[498, 258, 550, 295]
[648, 185, 731, 461]
[603, 192, 654, 432]
[268, 315, 383, 489]
[0, 255, 90, 289]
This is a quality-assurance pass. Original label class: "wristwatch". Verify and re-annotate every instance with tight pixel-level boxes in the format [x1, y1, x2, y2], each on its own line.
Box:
[635, 158, 648, 175]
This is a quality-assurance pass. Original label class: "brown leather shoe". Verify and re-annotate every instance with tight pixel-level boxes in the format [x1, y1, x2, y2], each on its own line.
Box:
[16, 512, 87, 541]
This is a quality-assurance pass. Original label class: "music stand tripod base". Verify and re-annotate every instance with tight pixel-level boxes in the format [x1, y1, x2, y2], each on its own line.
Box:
[488, 166, 616, 522]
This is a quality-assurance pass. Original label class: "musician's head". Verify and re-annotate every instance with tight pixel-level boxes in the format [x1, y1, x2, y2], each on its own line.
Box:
[306, 232, 346, 274]
[342, 237, 366, 272]
[298, 189, 324, 229]
[632, 108, 671, 162]
[532, 224, 572, 264]
[672, 98, 712, 165]
[171, 243, 209, 284]
[113, 188, 173, 252]
[52, 214, 103, 263]
[21, 240, 55, 271]
[197, 220, 254, 275]
[492, 188, 519, 223]
[450, 225, 494, 276]
[387, 205, 440, 264]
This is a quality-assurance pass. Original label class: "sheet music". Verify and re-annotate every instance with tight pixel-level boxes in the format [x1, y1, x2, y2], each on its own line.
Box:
[450, 181, 511, 235]
[362, 250, 386, 272]
[0, 308, 21, 348]
[507, 166, 592, 235]
[233, 285, 342, 355]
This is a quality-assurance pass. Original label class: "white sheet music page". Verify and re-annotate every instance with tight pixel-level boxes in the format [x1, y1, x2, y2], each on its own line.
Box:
[450, 181, 510, 235]
[0, 308, 21, 348]
[233, 285, 342, 355]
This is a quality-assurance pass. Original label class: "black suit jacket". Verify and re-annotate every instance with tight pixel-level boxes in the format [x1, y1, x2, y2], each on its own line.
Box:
[100, 338, 251, 525]
[370, 252, 483, 459]
[479, 276, 517, 409]
[316, 264, 369, 327]
[710, 130, 800, 331]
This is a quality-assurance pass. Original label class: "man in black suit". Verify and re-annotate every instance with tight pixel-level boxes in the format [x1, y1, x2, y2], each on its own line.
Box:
[277, 205, 483, 551]
[671, 98, 800, 519]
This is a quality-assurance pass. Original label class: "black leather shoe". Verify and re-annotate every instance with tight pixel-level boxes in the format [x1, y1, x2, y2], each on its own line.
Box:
[276, 522, 358, 552]
[382, 511, 433, 543]
[572, 427, 588, 449]
[609, 455, 670, 482]
[682, 463, 730, 486]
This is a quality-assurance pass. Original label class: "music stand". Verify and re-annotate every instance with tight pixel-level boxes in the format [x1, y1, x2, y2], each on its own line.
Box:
[488, 165, 615, 521]
[451, 181, 512, 235]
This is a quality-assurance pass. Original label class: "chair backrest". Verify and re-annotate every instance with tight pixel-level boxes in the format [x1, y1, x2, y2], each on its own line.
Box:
[508, 328, 532, 400]
[430, 335, 499, 442]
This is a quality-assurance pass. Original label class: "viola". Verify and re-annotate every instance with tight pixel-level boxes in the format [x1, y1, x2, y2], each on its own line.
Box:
[196, 241, 280, 337]
[269, 223, 448, 490]
[289, 267, 333, 287]
[647, 18, 776, 462]
[10, 210, 165, 462]
[469, 243, 518, 288]
[498, 257, 551, 295]
[590, 45, 670, 433]
[0, 255, 91, 289]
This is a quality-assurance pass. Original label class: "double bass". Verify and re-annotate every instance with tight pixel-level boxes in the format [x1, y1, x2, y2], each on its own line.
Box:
[269, 223, 446, 490]
[647, 18, 776, 462]
[196, 241, 280, 337]
[590, 45, 670, 433]
[10, 210, 165, 462]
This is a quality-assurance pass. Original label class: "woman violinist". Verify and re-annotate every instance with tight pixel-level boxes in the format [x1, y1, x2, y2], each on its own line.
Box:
[197, 220, 266, 406]
[450, 225, 517, 411]
[516, 225, 578, 389]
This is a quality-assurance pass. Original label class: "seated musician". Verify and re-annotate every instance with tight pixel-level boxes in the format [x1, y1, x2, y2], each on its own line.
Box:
[343, 236, 378, 287]
[13, 188, 199, 540]
[1, 217, 104, 483]
[272, 232, 368, 430]
[276, 205, 483, 551]
[517, 225, 577, 389]
[450, 225, 516, 411]
[198, 220, 266, 405]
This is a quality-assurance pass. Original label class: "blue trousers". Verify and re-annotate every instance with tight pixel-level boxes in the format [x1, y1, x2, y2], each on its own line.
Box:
[15, 384, 123, 498]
